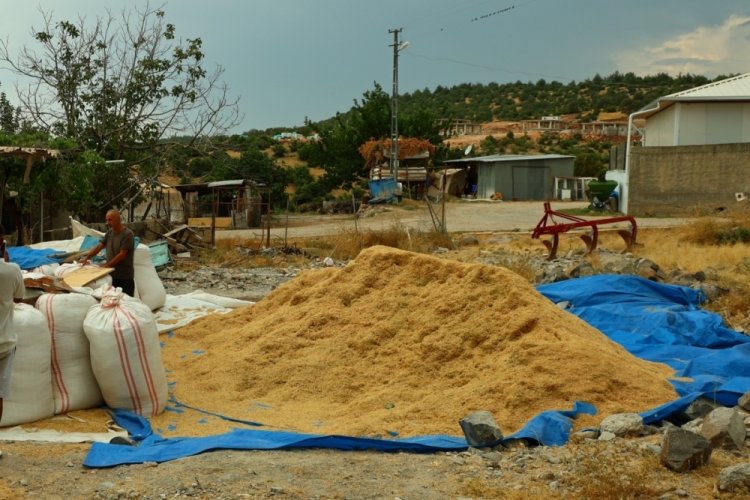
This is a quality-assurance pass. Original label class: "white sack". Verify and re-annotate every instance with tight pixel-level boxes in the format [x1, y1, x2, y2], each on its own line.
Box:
[1, 304, 55, 427]
[36, 293, 103, 414]
[32, 263, 60, 276]
[83, 290, 167, 417]
[133, 244, 166, 311]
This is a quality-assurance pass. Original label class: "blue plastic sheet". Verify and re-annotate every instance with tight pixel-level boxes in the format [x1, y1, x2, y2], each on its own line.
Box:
[538, 275, 750, 422]
[7, 246, 61, 270]
[84, 401, 595, 467]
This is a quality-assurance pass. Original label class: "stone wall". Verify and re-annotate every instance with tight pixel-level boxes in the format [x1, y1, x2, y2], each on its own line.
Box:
[628, 143, 750, 216]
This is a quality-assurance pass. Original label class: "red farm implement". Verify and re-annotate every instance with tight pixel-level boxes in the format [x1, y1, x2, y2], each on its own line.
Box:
[532, 202, 638, 260]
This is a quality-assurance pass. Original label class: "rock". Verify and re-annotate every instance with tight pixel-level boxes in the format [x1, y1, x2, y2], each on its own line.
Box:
[739, 390, 750, 412]
[718, 463, 750, 492]
[659, 428, 712, 472]
[458, 411, 503, 447]
[701, 407, 746, 449]
[600, 413, 643, 437]
[566, 261, 595, 278]
[680, 397, 721, 420]
[598, 431, 616, 442]
[680, 418, 703, 435]
[692, 282, 728, 302]
[459, 235, 480, 246]
[572, 428, 599, 441]
[635, 258, 666, 281]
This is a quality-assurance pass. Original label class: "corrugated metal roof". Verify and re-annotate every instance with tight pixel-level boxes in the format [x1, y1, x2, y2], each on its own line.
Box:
[636, 73, 750, 118]
[664, 72, 750, 100]
[444, 154, 574, 164]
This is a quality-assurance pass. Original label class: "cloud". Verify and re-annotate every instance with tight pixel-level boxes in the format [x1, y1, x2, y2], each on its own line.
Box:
[614, 15, 750, 76]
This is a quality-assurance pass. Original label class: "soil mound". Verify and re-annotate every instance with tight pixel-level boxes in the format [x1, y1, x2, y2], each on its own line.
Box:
[160, 245, 677, 437]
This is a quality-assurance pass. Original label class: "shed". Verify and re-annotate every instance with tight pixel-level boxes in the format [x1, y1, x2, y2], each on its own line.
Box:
[443, 154, 575, 200]
[173, 179, 271, 245]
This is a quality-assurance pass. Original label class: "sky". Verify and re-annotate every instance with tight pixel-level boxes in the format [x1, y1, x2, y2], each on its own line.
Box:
[1, 0, 750, 133]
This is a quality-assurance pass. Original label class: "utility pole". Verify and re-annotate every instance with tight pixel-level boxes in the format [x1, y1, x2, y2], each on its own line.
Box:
[389, 28, 405, 187]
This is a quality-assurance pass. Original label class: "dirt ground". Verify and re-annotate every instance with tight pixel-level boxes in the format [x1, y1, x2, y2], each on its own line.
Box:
[0, 201, 746, 499]
[220, 200, 686, 242]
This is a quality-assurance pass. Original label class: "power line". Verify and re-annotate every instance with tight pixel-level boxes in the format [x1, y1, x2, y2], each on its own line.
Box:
[470, 5, 515, 23]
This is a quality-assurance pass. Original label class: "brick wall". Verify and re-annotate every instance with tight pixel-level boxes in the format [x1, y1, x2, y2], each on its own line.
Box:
[628, 143, 750, 216]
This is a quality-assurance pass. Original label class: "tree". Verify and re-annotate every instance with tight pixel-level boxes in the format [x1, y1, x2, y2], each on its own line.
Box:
[0, 2, 240, 211]
[0, 88, 19, 134]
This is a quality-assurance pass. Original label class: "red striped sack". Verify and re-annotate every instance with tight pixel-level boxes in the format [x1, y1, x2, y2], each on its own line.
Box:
[83, 289, 167, 417]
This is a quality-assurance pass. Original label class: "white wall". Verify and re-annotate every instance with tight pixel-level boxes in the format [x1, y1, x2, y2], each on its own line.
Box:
[645, 102, 750, 146]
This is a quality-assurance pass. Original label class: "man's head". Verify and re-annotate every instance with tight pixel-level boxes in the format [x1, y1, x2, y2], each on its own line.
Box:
[105, 210, 123, 231]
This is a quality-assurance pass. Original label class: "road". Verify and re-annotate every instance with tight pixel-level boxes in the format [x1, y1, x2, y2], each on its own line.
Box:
[215, 200, 688, 241]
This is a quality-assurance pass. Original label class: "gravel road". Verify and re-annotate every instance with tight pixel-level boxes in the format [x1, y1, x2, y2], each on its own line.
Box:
[217, 200, 688, 242]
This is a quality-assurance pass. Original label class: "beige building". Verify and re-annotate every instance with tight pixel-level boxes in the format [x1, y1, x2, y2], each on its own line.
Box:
[612, 73, 750, 215]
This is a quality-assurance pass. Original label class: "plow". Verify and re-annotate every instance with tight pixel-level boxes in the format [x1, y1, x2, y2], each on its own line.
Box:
[532, 202, 638, 260]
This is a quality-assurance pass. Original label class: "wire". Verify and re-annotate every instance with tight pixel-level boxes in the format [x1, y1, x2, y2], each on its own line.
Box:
[405, 50, 577, 82]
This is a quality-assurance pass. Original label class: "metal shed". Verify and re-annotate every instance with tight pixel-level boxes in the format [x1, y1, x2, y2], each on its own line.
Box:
[444, 154, 575, 200]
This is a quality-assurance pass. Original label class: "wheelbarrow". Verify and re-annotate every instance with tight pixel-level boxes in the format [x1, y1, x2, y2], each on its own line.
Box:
[531, 202, 638, 260]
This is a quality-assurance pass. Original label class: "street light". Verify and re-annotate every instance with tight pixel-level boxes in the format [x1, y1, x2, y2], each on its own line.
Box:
[389, 29, 409, 191]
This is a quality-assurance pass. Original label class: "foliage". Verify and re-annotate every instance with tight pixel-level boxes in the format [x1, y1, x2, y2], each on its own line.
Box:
[305, 83, 443, 191]
[0, 90, 20, 134]
[207, 146, 290, 208]
[0, 3, 240, 212]
[398, 72, 720, 123]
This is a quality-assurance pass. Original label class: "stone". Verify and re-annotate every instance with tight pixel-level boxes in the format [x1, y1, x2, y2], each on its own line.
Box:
[459, 235, 480, 246]
[598, 431, 616, 442]
[680, 418, 703, 435]
[701, 407, 746, 449]
[659, 428, 712, 472]
[572, 428, 599, 441]
[600, 412, 643, 437]
[717, 463, 750, 492]
[458, 411, 503, 447]
[739, 390, 750, 412]
[566, 261, 595, 278]
[681, 397, 721, 420]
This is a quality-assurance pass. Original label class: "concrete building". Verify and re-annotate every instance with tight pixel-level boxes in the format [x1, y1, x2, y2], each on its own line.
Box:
[612, 73, 750, 215]
[444, 154, 575, 200]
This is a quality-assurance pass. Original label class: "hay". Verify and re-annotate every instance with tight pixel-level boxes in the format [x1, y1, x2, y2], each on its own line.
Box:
[156, 245, 677, 438]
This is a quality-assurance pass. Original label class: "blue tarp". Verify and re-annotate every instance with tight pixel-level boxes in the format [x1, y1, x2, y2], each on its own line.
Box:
[8, 246, 62, 270]
[537, 275, 750, 422]
[83, 275, 750, 467]
[84, 401, 596, 467]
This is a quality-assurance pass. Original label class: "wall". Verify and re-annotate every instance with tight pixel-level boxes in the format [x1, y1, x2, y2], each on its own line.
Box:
[627, 143, 750, 216]
[645, 102, 750, 146]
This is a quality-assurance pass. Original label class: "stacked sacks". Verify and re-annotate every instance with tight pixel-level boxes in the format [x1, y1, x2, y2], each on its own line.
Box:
[83, 289, 167, 416]
[36, 293, 103, 413]
[0, 304, 55, 426]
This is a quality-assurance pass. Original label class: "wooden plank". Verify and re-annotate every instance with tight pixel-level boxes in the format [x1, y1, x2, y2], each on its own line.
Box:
[62, 266, 114, 287]
[188, 217, 233, 228]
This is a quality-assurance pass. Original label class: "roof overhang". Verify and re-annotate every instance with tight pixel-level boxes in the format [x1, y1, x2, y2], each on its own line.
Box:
[444, 154, 575, 165]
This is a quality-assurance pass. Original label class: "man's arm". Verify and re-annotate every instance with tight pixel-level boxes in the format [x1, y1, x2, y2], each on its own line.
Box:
[81, 242, 105, 264]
